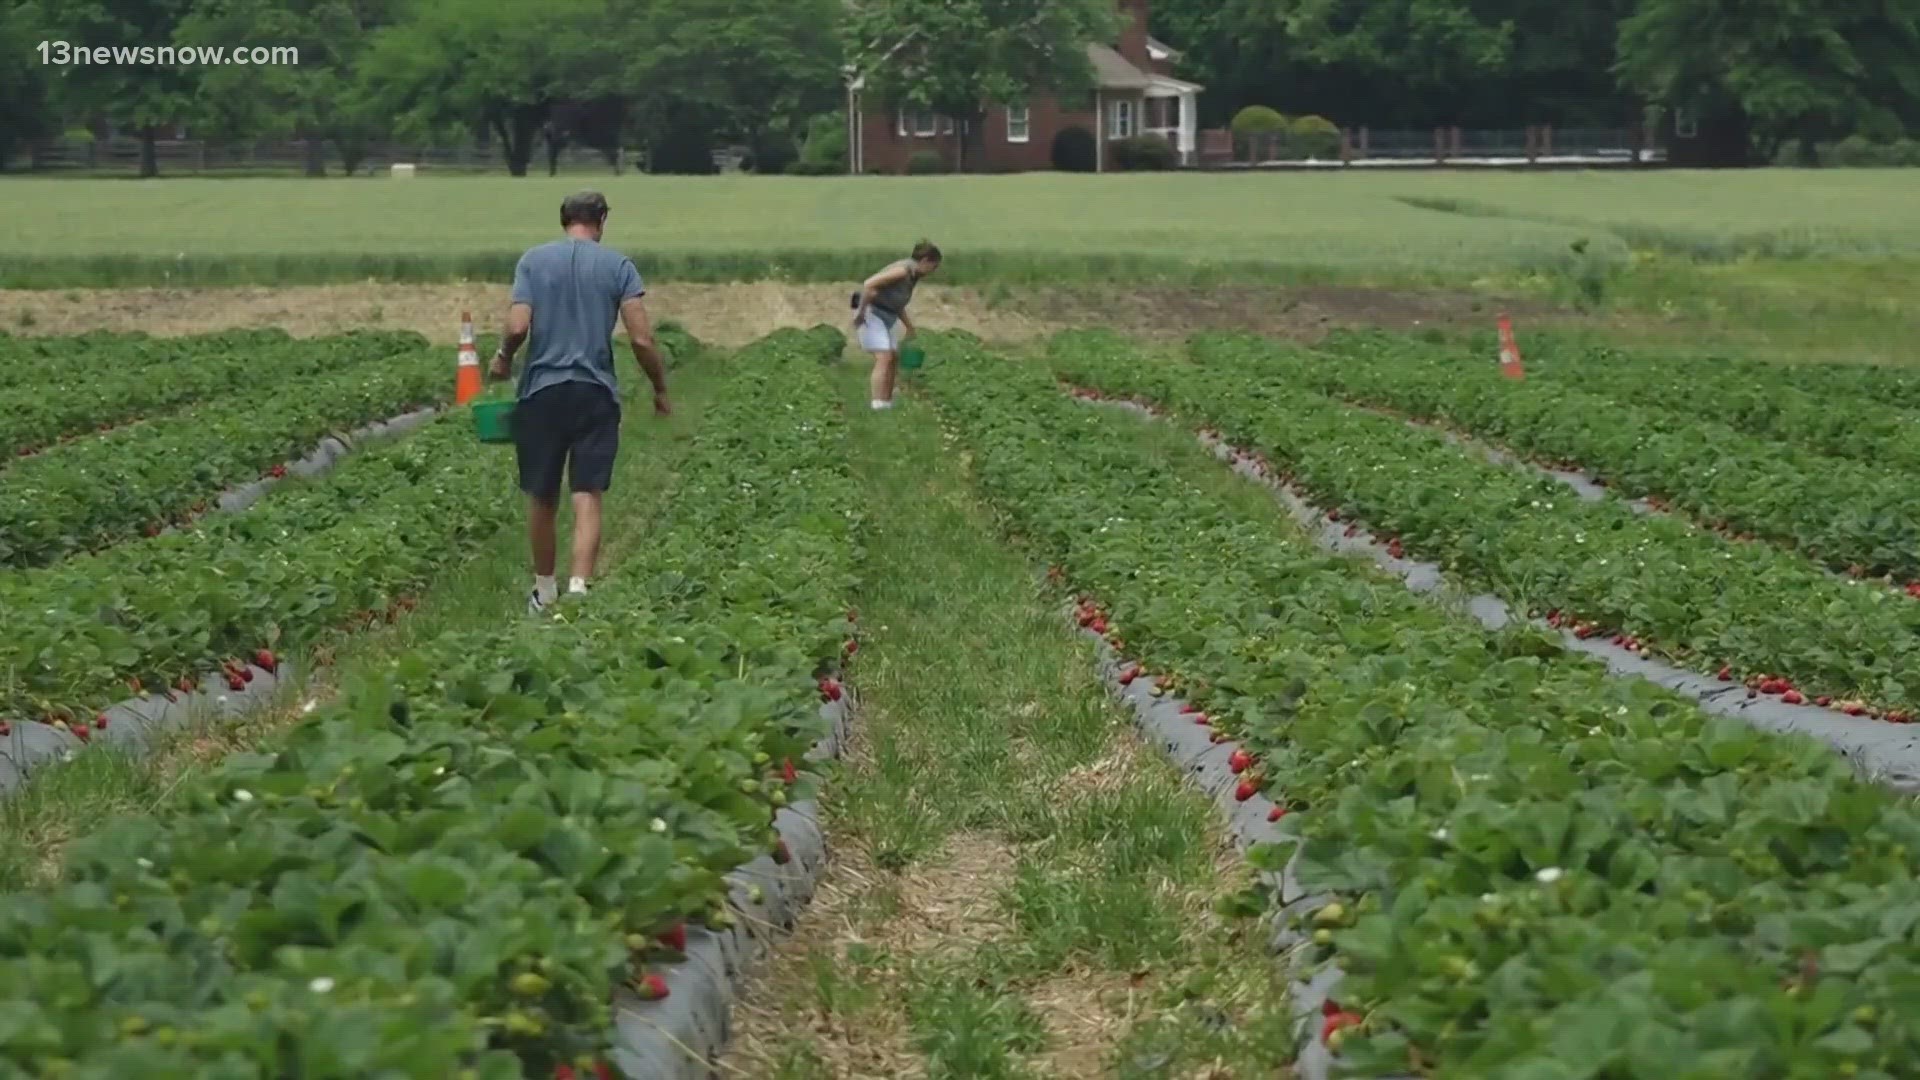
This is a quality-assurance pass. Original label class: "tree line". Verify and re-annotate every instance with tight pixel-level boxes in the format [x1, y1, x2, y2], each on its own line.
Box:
[3, 0, 1917, 175]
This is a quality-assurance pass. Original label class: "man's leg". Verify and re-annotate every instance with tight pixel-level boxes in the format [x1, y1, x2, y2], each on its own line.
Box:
[563, 387, 621, 593]
[513, 388, 568, 611]
[568, 492, 602, 588]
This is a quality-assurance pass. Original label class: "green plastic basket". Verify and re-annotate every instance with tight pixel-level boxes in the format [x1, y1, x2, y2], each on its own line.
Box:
[471, 398, 516, 444]
[899, 341, 926, 371]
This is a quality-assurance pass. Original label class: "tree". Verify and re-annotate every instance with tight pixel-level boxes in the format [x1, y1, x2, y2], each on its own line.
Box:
[0, 2, 57, 170]
[844, 0, 1119, 171]
[618, 0, 841, 171]
[1616, 0, 1920, 165]
[32, 0, 199, 176]
[358, 0, 623, 175]
[177, 0, 396, 175]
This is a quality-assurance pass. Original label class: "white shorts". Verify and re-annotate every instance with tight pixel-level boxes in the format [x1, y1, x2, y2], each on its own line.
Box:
[856, 314, 904, 354]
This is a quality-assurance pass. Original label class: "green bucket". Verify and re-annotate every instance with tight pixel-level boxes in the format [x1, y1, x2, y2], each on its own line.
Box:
[471, 398, 516, 444]
[899, 341, 926, 371]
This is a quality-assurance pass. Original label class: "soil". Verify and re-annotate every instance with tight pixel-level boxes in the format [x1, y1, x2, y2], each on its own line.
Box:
[0, 281, 1566, 346]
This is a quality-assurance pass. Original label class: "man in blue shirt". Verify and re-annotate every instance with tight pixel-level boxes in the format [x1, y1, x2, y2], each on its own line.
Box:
[488, 190, 671, 614]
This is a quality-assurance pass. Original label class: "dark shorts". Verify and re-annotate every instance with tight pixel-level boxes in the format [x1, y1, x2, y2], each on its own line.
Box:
[513, 380, 621, 500]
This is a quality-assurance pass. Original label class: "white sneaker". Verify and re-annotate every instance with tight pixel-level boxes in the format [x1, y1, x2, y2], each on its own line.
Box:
[567, 577, 589, 596]
[871, 399, 893, 410]
[527, 588, 549, 615]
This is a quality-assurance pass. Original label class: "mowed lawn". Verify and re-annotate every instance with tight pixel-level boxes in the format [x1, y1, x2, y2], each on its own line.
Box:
[2, 169, 1918, 288]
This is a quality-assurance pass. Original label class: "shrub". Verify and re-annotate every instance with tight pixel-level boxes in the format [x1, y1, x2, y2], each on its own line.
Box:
[1230, 105, 1288, 160]
[1290, 114, 1342, 159]
[742, 131, 798, 174]
[906, 149, 946, 174]
[1051, 125, 1097, 172]
[649, 124, 716, 175]
[798, 112, 848, 170]
[1113, 133, 1177, 171]
[1825, 135, 1920, 167]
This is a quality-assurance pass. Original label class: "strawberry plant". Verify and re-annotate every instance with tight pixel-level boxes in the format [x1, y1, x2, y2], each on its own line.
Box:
[0, 328, 422, 460]
[0, 339, 448, 568]
[0, 326, 855, 1076]
[1050, 330, 1920, 714]
[1298, 329, 1920, 582]
[924, 331, 1920, 1079]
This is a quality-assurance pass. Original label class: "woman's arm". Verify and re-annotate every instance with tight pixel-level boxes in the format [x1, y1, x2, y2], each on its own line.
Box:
[854, 264, 909, 321]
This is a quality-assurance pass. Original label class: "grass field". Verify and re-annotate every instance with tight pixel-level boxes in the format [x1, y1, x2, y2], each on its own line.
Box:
[3, 170, 1918, 290]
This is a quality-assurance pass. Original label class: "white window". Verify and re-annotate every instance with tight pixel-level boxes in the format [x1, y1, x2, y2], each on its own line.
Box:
[1006, 104, 1030, 143]
[1108, 99, 1135, 139]
[896, 109, 946, 138]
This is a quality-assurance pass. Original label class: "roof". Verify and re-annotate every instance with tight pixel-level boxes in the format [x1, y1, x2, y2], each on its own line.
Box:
[1146, 36, 1182, 61]
[1146, 73, 1204, 93]
[1086, 43, 1153, 89]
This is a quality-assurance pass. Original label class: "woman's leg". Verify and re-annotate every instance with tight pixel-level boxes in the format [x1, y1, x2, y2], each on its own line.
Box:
[869, 350, 898, 407]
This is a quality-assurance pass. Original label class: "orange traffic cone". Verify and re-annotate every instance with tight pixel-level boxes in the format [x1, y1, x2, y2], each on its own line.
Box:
[455, 310, 482, 404]
[1496, 313, 1525, 379]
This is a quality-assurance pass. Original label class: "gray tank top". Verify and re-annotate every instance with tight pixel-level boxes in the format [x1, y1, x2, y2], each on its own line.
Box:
[869, 259, 918, 321]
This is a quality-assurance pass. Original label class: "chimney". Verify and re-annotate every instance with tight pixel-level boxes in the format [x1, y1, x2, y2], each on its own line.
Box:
[1117, 0, 1150, 66]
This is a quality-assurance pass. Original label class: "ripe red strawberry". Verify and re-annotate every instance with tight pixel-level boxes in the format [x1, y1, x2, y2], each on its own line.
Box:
[226, 675, 245, 692]
[1180, 704, 1199, 715]
[94, 713, 108, 730]
[1228, 749, 1253, 774]
[72, 724, 91, 743]
[1816, 696, 1833, 707]
[657, 923, 687, 952]
[818, 678, 843, 703]
[554, 1065, 576, 1080]
[1234, 779, 1258, 802]
[177, 675, 195, 693]
[1717, 665, 1733, 681]
[1386, 539, 1404, 559]
[1268, 806, 1287, 823]
[1321, 1010, 1362, 1045]
[1194, 714, 1210, 727]
[1118, 665, 1141, 685]
[255, 649, 276, 672]
[1321, 999, 1343, 1017]
[1090, 617, 1108, 634]
[1782, 690, 1805, 705]
[843, 639, 858, 658]
[636, 973, 669, 1000]
[0, 721, 9, 737]
[239, 666, 255, 684]
[268, 464, 287, 479]
[594, 1063, 615, 1080]
[782, 758, 798, 784]
[773, 839, 791, 865]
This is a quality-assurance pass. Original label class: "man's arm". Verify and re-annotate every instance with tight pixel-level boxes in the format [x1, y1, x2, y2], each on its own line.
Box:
[492, 254, 534, 380]
[492, 303, 532, 377]
[619, 295, 670, 415]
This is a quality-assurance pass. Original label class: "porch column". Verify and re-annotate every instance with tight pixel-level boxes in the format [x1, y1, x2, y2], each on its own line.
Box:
[1095, 90, 1105, 173]
[1179, 91, 1197, 163]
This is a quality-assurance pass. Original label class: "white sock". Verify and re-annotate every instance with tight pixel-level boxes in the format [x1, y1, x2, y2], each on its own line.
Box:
[871, 399, 892, 410]
[567, 576, 588, 594]
[534, 575, 557, 603]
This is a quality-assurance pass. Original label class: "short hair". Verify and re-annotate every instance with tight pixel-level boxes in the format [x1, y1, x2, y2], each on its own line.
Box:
[561, 191, 610, 228]
[911, 239, 942, 263]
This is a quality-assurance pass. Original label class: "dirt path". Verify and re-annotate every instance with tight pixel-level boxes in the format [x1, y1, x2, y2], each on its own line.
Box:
[0, 281, 1553, 346]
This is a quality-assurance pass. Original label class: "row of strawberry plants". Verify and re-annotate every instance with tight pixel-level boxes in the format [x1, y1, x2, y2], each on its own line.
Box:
[0, 342, 447, 568]
[1502, 336, 1920, 474]
[0, 323, 709, 741]
[1295, 330, 1919, 581]
[1051, 329, 1920, 714]
[0, 326, 859, 1079]
[1, 329, 425, 460]
[921, 331, 1920, 1080]
[0, 408, 519, 726]
[0, 329, 278, 393]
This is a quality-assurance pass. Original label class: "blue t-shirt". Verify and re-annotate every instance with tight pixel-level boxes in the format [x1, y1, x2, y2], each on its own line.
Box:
[509, 238, 645, 402]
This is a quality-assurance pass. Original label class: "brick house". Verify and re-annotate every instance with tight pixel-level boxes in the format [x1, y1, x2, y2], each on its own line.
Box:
[848, 0, 1203, 173]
